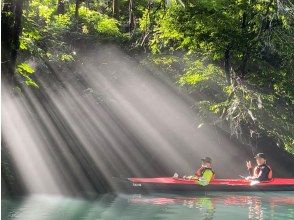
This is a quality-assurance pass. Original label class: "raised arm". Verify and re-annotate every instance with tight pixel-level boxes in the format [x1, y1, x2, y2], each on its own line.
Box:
[246, 161, 254, 176]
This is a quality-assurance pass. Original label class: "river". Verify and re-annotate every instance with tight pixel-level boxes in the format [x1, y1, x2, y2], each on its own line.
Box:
[2, 192, 294, 220]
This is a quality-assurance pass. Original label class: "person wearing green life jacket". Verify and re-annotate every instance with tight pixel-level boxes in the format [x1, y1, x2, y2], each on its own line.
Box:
[180, 157, 215, 186]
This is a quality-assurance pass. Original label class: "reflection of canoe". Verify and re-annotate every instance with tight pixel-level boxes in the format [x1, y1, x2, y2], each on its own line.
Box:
[129, 194, 294, 206]
[117, 177, 294, 192]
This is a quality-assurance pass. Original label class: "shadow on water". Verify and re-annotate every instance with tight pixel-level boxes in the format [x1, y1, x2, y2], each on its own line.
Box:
[2, 192, 294, 220]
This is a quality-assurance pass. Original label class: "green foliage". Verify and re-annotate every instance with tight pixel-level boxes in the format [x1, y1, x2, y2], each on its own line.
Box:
[147, 50, 294, 153]
[95, 18, 120, 35]
[12, 0, 294, 153]
[16, 62, 34, 74]
[60, 54, 74, 62]
[15, 0, 126, 93]
[16, 62, 39, 88]
[179, 60, 221, 86]
[179, 58, 294, 153]
[19, 0, 122, 71]
[77, 6, 120, 36]
[138, 8, 151, 32]
[141, 0, 294, 153]
[21, 0, 73, 63]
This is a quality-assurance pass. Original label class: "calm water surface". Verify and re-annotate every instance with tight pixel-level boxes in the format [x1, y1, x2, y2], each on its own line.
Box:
[2, 192, 294, 220]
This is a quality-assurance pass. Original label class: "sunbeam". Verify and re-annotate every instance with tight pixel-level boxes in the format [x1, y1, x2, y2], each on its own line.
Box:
[2, 45, 264, 197]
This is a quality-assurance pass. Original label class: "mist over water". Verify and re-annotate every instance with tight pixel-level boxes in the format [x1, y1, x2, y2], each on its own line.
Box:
[2, 45, 292, 197]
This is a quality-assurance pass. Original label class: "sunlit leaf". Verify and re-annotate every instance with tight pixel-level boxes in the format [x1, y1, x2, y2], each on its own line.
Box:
[17, 62, 35, 75]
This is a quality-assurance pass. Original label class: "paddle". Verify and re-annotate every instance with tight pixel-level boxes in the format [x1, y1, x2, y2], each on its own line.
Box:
[250, 180, 260, 186]
[239, 175, 261, 185]
[173, 173, 199, 181]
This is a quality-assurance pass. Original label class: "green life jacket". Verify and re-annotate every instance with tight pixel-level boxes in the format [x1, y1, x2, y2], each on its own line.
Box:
[197, 168, 215, 186]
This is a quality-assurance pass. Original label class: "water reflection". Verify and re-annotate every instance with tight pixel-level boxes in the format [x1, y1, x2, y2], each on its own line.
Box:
[130, 194, 216, 219]
[2, 192, 294, 220]
[129, 192, 294, 220]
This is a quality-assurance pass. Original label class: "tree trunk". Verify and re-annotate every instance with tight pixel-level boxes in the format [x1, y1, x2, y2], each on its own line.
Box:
[112, 0, 119, 18]
[1, 0, 25, 85]
[239, 51, 249, 78]
[2, 1, 14, 47]
[11, 0, 24, 68]
[128, 0, 135, 34]
[57, 0, 65, 15]
[75, 0, 81, 19]
[224, 48, 231, 85]
[239, 12, 249, 78]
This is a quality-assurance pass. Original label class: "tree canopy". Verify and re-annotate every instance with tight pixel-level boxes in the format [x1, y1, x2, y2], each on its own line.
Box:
[2, 0, 294, 153]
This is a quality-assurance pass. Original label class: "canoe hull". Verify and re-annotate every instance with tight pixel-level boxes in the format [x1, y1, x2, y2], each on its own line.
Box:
[114, 177, 294, 192]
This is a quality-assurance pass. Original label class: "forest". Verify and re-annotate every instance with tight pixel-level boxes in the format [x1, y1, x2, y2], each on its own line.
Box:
[2, 0, 294, 200]
[3, 0, 293, 153]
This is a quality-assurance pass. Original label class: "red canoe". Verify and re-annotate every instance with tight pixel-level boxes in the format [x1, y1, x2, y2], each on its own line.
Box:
[121, 177, 294, 192]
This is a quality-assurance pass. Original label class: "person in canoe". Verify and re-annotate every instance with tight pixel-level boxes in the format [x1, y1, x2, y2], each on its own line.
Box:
[173, 157, 215, 186]
[246, 153, 273, 181]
